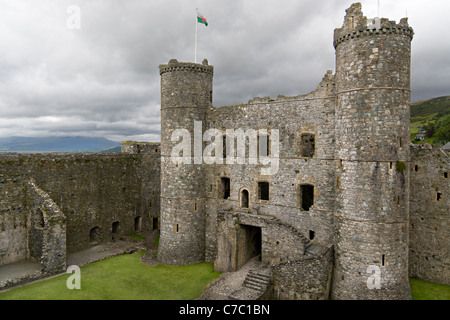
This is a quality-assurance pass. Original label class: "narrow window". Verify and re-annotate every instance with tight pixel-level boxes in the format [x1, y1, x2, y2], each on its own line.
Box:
[220, 177, 230, 199]
[309, 230, 315, 240]
[175, 224, 179, 233]
[194, 202, 198, 211]
[300, 134, 315, 158]
[36, 208, 45, 228]
[241, 189, 249, 208]
[444, 172, 448, 179]
[381, 254, 385, 267]
[399, 137, 403, 148]
[437, 192, 442, 202]
[149, 201, 152, 208]
[300, 185, 314, 211]
[390, 162, 393, 170]
[134, 216, 142, 232]
[153, 218, 159, 230]
[414, 165, 419, 172]
[258, 182, 270, 201]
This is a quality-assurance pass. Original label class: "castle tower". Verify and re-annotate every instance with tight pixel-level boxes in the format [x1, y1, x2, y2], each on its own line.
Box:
[157, 59, 213, 265]
[332, 3, 414, 299]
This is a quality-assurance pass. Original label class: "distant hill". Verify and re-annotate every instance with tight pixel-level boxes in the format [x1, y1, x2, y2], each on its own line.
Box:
[0, 136, 121, 153]
[410, 96, 450, 144]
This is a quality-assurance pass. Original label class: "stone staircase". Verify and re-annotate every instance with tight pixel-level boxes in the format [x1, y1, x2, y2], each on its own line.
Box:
[228, 265, 272, 300]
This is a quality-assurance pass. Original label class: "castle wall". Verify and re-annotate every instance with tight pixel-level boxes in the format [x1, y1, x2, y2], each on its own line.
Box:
[25, 179, 66, 274]
[0, 150, 160, 260]
[409, 145, 450, 285]
[205, 74, 337, 264]
[0, 161, 29, 265]
[271, 245, 334, 300]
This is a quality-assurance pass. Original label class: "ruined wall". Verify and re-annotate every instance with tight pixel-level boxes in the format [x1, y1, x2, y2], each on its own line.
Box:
[409, 144, 450, 286]
[122, 142, 161, 232]
[0, 172, 27, 265]
[205, 71, 337, 264]
[0, 150, 160, 259]
[271, 245, 334, 300]
[214, 211, 310, 272]
[25, 179, 66, 274]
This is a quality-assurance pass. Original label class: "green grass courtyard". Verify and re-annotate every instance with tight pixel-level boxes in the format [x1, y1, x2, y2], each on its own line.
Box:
[0, 251, 448, 300]
[0, 251, 221, 300]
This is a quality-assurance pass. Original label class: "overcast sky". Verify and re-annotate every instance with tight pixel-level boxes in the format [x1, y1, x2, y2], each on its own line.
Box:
[0, 0, 449, 142]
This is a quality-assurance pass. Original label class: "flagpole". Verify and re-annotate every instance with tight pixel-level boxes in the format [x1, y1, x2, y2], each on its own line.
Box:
[195, 8, 198, 63]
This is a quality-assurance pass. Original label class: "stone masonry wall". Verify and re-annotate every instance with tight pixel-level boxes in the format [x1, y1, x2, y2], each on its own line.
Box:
[409, 144, 450, 285]
[205, 71, 337, 264]
[271, 245, 334, 300]
[0, 151, 160, 259]
[25, 179, 66, 274]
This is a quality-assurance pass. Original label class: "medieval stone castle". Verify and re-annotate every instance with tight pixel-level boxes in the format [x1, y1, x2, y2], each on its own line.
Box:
[0, 3, 448, 300]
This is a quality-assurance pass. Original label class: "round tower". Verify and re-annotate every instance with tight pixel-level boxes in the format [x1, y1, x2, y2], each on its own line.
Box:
[158, 59, 213, 265]
[332, 3, 414, 299]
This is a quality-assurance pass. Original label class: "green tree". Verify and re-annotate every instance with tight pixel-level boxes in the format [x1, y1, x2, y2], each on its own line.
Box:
[435, 115, 450, 143]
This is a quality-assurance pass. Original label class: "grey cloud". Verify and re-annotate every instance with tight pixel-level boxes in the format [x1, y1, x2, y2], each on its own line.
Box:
[0, 0, 449, 142]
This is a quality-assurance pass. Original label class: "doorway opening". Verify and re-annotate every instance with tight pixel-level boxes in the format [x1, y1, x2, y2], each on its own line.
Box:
[134, 216, 142, 232]
[238, 225, 262, 267]
[112, 221, 120, 240]
[89, 226, 101, 246]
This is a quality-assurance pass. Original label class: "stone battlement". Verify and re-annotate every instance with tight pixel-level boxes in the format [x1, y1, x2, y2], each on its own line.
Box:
[159, 59, 213, 76]
[333, 2, 414, 48]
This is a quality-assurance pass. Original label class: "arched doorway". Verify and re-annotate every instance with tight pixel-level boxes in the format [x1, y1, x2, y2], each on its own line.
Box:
[89, 227, 101, 246]
[241, 189, 249, 209]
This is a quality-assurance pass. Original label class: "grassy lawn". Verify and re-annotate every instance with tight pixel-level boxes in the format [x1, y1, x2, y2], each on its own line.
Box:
[1, 252, 448, 300]
[0, 251, 221, 300]
[410, 278, 450, 300]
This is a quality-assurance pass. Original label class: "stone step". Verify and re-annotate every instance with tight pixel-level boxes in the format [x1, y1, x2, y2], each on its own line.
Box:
[248, 271, 271, 281]
[244, 276, 268, 287]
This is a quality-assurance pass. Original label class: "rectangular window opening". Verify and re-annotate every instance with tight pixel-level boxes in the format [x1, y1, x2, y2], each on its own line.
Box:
[382, 254, 385, 266]
[300, 134, 315, 158]
[300, 185, 314, 211]
[258, 182, 270, 201]
[444, 172, 448, 179]
[309, 230, 315, 240]
[220, 177, 231, 199]
[437, 192, 442, 202]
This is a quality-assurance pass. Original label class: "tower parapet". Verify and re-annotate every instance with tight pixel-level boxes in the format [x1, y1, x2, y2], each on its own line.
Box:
[333, 3, 413, 49]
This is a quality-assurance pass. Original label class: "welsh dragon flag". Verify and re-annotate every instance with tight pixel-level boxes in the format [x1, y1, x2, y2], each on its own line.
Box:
[197, 12, 208, 26]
